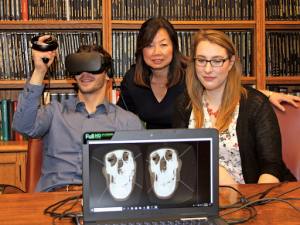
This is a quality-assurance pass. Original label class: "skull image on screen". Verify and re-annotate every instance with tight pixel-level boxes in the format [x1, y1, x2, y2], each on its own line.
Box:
[102, 150, 136, 201]
[148, 148, 182, 199]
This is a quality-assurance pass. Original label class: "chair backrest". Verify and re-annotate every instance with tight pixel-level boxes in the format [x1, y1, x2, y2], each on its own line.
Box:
[26, 138, 43, 193]
[272, 102, 300, 181]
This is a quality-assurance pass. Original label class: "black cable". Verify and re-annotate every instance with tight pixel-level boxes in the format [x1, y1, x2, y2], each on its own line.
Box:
[247, 182, 300, 207]
[43, 64, 51, 104]
[224, 206, 253, 224]
[231, 181, 288, 205]
[112, 77, 128, 111]
[275, 185, 300, 198]
[219, 186, 257, 224]
[219, 183, 300, 224]
[44, 194, 83, 225]
[60, 194, 81, 218]
[219, 197, 300, 217]
[219, 185, 249, 204]
[258, 181, 288, 199]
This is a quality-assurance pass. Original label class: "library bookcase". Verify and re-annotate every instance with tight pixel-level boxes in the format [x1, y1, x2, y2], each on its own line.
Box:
[1, 0, 300, 101]
[1, 0, 300, 190]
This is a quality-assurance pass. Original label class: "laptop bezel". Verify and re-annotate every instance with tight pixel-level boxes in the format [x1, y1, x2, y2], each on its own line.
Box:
[82, 128, 219, 223]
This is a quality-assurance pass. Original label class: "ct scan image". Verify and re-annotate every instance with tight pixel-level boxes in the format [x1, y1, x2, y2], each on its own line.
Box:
[148, 148, 182, 199]
[102, 150, 137, 201]
[145, 143, 197, 205]
[89, 144, 143, 208]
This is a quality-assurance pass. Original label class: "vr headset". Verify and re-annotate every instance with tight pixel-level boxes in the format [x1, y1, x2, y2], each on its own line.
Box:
[65, 53, 113, 78]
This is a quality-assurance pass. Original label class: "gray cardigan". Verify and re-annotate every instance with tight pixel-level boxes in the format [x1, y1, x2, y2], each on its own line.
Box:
[172, 86, 296, 183]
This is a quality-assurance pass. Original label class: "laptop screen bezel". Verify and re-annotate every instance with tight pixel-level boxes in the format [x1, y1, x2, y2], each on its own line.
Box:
[82, 128, 219, 223]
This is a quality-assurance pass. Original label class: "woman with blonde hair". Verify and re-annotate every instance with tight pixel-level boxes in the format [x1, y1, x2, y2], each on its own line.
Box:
[173, 29, 296, 184]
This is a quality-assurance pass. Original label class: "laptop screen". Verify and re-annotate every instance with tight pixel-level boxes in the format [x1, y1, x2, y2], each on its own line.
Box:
[82, 129, 219, 224]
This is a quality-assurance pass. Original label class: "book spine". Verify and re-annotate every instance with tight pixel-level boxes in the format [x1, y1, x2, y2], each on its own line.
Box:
[116, 32, 120, 78]
[292, 32, 297, 76]
[22, 0, 28, 20]
[0, 33, 4, 80]
[7, 33, 14, 80]
[7, 100, 14, 141]
[112, 31, 116, 78]
[11, 33, 19, 80]
[2, 33, 10, 80]
[278, 32, 283, 76]
[0, 103, 2, 141]
[1, 99, 8, 141]
[11, 0, 15, 20]
[245, 31, 250, 77]
[17, 33, 25, 80]
[0, 0, 4, 20]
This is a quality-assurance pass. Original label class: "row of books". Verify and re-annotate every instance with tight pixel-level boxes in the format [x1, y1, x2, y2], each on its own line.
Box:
[0, 31, 102, 81]
[112, 30, 253, 78]
[45, 92, 78, 104]
[112, 0, 254, 21]
[267, 85, 300, 97]
[0, 0, 102, 21]
[265, 0, 300, 21]
[266, 32, 300, 77]
[0, 99, 26, 141]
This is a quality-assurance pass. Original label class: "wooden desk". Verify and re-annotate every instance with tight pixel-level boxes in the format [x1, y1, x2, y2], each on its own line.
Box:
[219, 182, 300, 224]
[0, 182, 300, 225]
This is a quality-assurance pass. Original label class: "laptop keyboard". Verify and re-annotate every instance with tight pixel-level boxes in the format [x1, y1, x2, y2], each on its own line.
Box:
[98, 219, 217, 225]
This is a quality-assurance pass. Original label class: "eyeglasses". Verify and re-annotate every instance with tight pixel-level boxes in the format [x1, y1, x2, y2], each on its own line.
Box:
[194, 57, 229, 67]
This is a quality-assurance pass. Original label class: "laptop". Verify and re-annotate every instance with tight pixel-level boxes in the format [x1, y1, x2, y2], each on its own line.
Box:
[82, 128, 228, 225]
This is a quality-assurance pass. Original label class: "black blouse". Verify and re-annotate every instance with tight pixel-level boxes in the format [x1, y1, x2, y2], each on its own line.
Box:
[117, 67, 186, 129]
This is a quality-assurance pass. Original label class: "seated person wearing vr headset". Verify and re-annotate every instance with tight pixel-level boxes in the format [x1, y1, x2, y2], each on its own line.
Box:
[12, 35, 144, 192]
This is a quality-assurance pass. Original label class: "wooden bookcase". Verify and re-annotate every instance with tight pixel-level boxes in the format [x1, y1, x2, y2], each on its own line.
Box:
[0, 141, 28, 190]
[1, 0, 300, 191]
[0, 0, 300, 103]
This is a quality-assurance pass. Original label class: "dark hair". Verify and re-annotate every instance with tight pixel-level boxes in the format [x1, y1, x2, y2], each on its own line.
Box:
[76, 44, 111, 59]
[134, 17, 188, 88]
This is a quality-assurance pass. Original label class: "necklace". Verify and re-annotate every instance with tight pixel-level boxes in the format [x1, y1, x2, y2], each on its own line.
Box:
[206, 103, 219, 118]
[150, 75, 167, 88]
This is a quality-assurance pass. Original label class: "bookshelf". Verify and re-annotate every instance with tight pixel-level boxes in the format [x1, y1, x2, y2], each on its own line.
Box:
[0, 0, 300, 100]
[1, 0, 300, 190]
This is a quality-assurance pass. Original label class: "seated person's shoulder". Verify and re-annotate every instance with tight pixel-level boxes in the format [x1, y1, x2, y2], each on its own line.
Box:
[243, 85, 268, 103]
[114, 104, 141, 121]
[242, 85, 274, 114]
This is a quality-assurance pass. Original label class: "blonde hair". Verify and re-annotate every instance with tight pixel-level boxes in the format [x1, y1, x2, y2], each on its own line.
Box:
[186, 30, 247, 132]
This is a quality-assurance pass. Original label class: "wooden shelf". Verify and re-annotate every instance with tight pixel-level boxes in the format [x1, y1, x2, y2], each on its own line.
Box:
[0, 80, 77, 89]
[1, 0, 300, 101]
[0, 141, 28, 153]
[266, 77, 300, 85]
[112, 20, 256, 30]
[265, 21, 300, 30]
[113, 77, 256, 86]
[0, 20, 103, 30]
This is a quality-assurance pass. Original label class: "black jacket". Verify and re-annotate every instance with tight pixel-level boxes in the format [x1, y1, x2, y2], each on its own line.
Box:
[172, 86, 296, 183]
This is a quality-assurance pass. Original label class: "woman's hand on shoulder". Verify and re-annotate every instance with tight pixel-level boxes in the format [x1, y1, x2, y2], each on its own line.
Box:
[260, 90, 300, 112]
